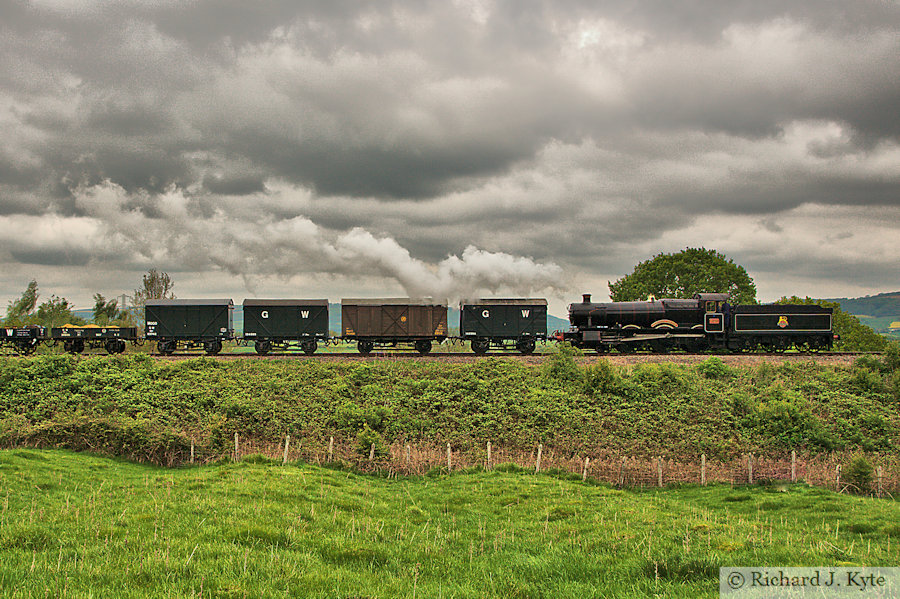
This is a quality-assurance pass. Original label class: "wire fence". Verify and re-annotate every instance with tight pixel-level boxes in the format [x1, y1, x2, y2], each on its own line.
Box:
[131, 434, 900, 497]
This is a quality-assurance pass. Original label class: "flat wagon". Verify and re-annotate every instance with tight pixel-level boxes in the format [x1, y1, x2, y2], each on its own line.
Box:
[51, 325, 137, 354]
[0, 326, 46, 355]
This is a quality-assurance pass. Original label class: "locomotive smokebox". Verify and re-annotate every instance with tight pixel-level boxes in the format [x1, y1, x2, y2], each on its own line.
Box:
[582, 294, 591, 303]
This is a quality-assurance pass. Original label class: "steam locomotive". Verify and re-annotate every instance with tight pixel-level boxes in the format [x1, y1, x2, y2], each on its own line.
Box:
[563, 293, 836, 353]
[0, 292, 836, 356]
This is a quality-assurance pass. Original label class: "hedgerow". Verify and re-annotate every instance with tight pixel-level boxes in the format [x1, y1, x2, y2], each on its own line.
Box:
[0, 352, 897, 463]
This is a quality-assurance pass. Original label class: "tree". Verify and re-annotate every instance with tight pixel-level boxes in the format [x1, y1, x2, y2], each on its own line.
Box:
[92, 293, 120, 325]
[134, 268, 175, 306]
[34, 295, 83, 329]
[776, 296, 888, 352]
[132, 269, 175, 306]
[608, 248, 757, 304]
[4, 280, 39, 325]
[131, 270, 175, 331]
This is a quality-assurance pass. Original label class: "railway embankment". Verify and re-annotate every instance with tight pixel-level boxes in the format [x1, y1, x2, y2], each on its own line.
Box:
[0, 347, 898, 475]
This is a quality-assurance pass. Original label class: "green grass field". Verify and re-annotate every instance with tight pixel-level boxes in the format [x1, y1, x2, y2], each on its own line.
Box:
[1, 450, 898, 598]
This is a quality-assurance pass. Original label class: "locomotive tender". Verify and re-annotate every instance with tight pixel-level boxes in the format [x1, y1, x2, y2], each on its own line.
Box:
[564, 293, 835, 353]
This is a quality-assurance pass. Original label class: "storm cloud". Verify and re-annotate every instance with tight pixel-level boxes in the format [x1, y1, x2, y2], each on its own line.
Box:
[1, 0, 898, 311]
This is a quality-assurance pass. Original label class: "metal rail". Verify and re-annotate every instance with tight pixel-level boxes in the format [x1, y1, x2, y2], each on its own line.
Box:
[148, 350, 881, 359]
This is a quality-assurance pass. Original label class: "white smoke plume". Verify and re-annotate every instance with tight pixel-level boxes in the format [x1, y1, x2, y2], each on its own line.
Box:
[73, 181, 564, 301]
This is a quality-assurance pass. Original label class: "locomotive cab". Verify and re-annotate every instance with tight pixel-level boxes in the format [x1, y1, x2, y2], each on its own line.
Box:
[695, 293, 730, 335]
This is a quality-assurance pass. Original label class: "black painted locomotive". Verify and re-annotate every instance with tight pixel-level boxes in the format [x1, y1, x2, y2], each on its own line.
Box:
[564, 293, 836, 353]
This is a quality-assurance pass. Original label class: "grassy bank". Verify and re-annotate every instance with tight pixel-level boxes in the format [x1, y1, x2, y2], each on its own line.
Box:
[0, 350, 898, 465]
[1, 450, 898, 598]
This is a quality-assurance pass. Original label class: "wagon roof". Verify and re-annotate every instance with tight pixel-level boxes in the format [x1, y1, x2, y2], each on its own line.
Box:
[341, 298, 447, 306]
[242, 299, 328, 307]
[145, 299, 234, 306]
[462, 298, 548, 306]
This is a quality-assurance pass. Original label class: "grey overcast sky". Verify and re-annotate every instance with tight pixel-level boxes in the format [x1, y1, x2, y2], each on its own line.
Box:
[1, 0, 899, 315]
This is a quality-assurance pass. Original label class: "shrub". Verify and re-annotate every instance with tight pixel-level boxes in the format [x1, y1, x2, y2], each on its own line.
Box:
[355, 424, 387, 458]
[844, 456, 874, 495]
[849, 367, 887, 395]
[545, 343, 582, 383]
[582, 360, 619, 396]
[696, 357, 731, 379]
[893, 371, 900, 402]
[883, 342, 900, 372]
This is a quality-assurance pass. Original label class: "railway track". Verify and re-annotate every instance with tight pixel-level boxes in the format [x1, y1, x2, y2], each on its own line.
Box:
[148, 350, 879, 364]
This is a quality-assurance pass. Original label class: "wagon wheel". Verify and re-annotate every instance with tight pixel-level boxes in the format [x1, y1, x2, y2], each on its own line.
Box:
[64, 340, 85, 354]
[615, 343, 633, 354]
[157, 340, 175, 355]
[357, 340, 374, 355]
[471, 338, 490, 355]
[414, 339, 432, 355]
[254, 340, 271, 355]
[301, 339, 318, 355]
[515, 338, 536, 355]
[104, 340, 119, 354]
[15, 342, 36, 356]
[204, 340, 222, 356]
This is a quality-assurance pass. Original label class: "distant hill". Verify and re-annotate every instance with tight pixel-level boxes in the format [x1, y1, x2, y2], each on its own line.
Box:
[826, 291, 900, 318]
[824, 291, 900, 341]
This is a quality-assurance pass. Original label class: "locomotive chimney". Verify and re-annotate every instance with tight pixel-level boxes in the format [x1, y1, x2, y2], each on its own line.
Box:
[582, 294, 591, 303]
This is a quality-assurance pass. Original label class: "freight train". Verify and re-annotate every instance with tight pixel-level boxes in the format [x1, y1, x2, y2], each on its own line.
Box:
[0, 293, 836, 356]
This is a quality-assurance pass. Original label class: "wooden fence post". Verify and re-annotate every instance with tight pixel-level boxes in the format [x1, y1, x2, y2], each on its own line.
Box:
[877, 466, 883, 497]
[700, 453, 706, 486]
[582, 457, 590, 482]
[446, 443, 452, 472]
[486, 441, 492, 470]
[328, 436, 334, 462]
[617, 456, 627, 487]
[405, 443, 411, 465]
[535, 444, 542, 473]
[748, 453, 753, 484]
[369, 443, 375, 461]
[791, 450, 797, 483]
[282, 435, 290, 465]
[190, 439, 195, 465]
[234, 432, 239, 461]
[835, 464, 841, 491]
[657, 457, 663, 487]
